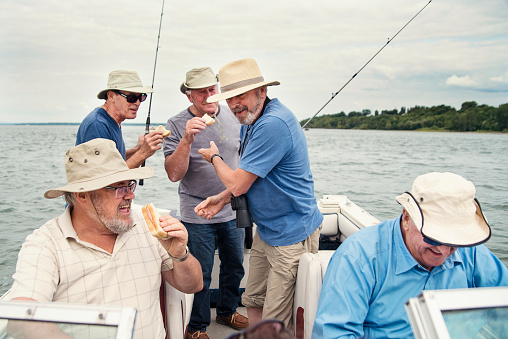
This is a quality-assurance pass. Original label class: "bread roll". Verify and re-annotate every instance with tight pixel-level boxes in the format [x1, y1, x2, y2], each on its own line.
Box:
[202, 114, 215, 126]
[156, 125, 171, 138]
[141, 203, 169, 239]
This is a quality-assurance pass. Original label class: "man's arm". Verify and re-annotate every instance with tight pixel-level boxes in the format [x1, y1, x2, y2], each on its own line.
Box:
[198, 141, 258, 196]
[164, 117, 207, 182]
[158, 215, 203, 293]
[125, 130, 164, 169]
[312, 251, 372, 338]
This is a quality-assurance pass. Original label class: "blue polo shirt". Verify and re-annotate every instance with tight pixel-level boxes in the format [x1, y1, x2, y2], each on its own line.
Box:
[239, 98, 322, 246]
[312, 216, 508, 338]
[76, 107, 126, 159]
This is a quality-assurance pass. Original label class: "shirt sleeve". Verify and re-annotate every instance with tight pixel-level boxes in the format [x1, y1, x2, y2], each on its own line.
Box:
[312, 249, 374, 338]
[240, 116, 291, 178]
[9, 232, 59, 301]
[471, 245, 508, 287]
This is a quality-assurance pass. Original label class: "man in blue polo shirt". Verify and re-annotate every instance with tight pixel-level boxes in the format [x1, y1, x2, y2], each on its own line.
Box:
[312, 172, 508, 338]
[195, 58, 323, 329]
[76, 70, 165, 169]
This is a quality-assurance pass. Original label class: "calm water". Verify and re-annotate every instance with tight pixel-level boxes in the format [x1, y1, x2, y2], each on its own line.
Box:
[0, 125, 507, 295]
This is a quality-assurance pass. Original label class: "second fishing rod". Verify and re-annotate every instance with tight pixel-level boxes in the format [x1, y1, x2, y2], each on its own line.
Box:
[302, 0, 433, 129]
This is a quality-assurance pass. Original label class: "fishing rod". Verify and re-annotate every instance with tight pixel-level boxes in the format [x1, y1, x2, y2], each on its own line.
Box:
[140, 0, 165, 186]
[302, 0, 433, 129]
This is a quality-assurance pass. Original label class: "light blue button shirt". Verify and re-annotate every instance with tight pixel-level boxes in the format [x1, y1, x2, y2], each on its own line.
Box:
[312, 215, 508, 338]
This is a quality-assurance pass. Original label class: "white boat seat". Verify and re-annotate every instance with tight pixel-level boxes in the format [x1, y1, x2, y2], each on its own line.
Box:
[293, 251, 335, 339]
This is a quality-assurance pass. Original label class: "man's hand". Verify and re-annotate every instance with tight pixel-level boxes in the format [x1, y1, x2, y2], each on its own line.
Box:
[198, 141, 220, 163]
[183, 117, 207, 144]
[138, 130, 164, 158]
[194, 193, 228, 220]
[158, 215, 189, 258]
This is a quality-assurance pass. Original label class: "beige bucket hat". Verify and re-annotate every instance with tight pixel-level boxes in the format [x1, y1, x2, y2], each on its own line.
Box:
[395, 172, 491, 247]
[97, 70, 154, 100]
[207, 58, 280, 103]
[44, 139, 154, 199]
[180, 67, 218, 94]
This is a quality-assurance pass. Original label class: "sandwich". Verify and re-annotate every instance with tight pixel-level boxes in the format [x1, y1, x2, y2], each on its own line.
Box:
[141, 203, 169, 239]
[156, 125, 171, 138]
[202, 114, 215, 126]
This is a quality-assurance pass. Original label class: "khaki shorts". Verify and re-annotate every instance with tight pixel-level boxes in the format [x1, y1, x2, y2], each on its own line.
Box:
[241, 227, 319, 327]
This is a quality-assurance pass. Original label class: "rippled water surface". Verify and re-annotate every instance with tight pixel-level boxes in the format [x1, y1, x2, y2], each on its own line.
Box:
[0, 125, 507, 294]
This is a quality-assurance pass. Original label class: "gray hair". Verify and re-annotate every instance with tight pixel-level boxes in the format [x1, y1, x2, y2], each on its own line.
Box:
[64, 192, 77, 206]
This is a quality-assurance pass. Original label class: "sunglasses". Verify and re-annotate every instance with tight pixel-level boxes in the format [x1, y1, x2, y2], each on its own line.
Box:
[104, 180, 137, 199]
[115, 91, 147, 103]
[225, 319, 293, 339]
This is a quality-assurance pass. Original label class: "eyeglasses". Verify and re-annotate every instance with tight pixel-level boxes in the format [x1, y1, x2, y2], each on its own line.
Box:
[225, 319, 293, 339]
[115, 91, 147, 103]
[104, 181, 137, 198]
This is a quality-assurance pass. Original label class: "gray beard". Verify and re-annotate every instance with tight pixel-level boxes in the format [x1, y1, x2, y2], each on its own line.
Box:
[90, 193, 135, 234]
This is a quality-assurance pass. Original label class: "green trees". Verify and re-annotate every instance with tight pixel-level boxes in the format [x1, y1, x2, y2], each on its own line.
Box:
[301, 102, 508, 132]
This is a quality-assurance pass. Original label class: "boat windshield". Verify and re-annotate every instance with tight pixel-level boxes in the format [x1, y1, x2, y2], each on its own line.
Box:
[0, 300, 137, 339]
[405, 287, 508, 339]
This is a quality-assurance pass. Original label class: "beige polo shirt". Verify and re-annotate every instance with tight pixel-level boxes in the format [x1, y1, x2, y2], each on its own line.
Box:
[10, 206, 173, 339]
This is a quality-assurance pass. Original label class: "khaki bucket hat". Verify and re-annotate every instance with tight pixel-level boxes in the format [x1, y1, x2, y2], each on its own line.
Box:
[44, 138, 154, 199]
[207, 58, 280, 103]
[97, 70, 154, 100]
[395, 172, 491, 247]
[180, 67, 218, 94]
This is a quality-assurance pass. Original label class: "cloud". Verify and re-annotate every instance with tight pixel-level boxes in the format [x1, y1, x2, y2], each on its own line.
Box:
[445, 75, 477, 88]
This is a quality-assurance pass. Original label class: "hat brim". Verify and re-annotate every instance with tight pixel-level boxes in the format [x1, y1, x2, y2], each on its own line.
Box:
[44, 166, 154, 199]
[207, 80, 280, 103]
[180, 81, 219, 94]
[395, 192, 491, 247]
[97, 86, 154, 100]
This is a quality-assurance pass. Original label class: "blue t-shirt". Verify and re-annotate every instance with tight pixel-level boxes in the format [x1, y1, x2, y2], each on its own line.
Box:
[76, 107, 126, 159]
[312, 216, 508, 339]
[239, 98, 323, 246]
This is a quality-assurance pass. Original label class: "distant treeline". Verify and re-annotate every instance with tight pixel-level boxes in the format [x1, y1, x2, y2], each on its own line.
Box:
[300, 101, 508, 133]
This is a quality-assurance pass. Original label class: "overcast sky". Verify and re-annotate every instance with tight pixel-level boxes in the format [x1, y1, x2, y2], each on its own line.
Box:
[1, 0, 507, 124]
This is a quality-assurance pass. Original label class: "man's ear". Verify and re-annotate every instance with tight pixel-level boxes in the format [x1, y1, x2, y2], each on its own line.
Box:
[74, 191, 89, 205]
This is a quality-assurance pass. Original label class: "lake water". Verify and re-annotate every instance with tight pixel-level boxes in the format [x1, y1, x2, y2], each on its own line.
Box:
[0, 125, 507, 295]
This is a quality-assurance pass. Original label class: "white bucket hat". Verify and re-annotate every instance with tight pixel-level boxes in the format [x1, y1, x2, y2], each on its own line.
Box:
[180, 67, 218, 94]
[395, 172, 491, 247]
[44, 139, 154, 199]
[97, 70, 154, 100]
[207, 58, 280, 103]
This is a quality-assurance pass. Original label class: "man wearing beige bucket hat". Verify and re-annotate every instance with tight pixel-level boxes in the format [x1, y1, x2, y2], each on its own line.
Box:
[313, 172, 508, 338]
[8, 138, 203, 339]
[163, 67, 246, 339]
[76, 70, 165, 169]
[195, 58, 323, 328]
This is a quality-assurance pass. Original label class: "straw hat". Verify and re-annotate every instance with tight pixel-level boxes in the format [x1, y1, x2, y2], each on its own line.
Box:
[44, 139, 154, 199]
[207, 58, 280, 103]
[395, 172, 491, 247]
[180, 67, 218, 94]
[97, 70, 154, 100]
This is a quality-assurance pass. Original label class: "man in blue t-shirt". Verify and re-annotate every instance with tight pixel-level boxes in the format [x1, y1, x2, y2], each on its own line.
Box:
[76, 70, 165, 169]
[195, 58, 323, 328]
[312, 172, 508, 338]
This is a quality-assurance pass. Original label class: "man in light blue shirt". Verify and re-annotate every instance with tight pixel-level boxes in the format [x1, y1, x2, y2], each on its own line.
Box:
[313, 172, 508, 338]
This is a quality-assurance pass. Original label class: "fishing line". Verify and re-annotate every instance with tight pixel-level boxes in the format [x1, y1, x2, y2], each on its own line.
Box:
[140, 0, 165, 186]
[302, 0, 433, 129]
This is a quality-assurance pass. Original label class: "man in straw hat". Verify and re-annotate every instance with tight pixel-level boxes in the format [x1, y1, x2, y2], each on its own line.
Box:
[163, 67, 246, 338]
[313, 172, 508, 338]
[8, 138, 203, 339]
[76, 70, 165, 169]
[195, 58, 323, 328]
